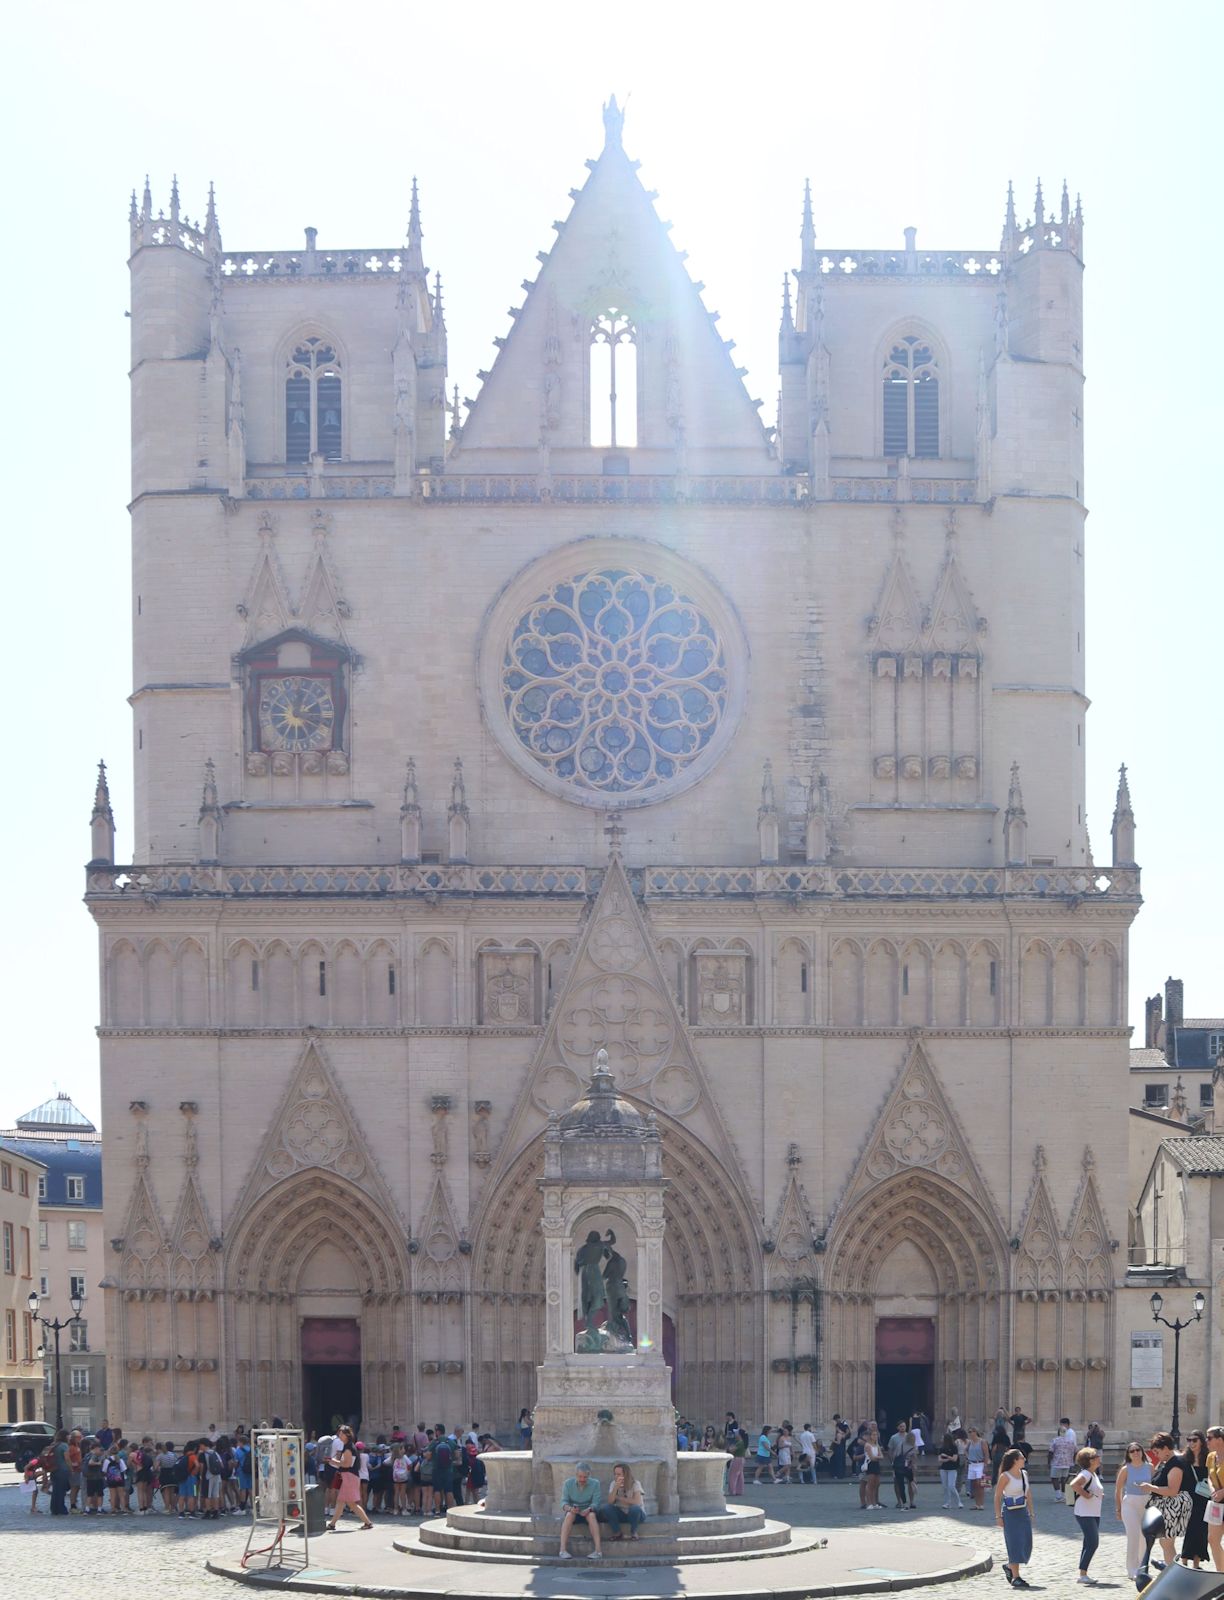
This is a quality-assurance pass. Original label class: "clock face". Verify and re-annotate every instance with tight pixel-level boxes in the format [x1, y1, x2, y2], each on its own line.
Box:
[258, 675, 336, 752]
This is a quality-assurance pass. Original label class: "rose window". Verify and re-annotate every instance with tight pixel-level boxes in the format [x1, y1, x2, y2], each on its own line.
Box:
[500, 566, 731, 802]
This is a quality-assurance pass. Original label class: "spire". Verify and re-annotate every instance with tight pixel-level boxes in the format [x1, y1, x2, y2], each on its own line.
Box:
[1004, 760, 1027, 867]
[602, 94, 625, 150]
[780, 274, 795, 336]
[448, 756, 470, 863]
[129, 189, 139, 228]
[198, 757, 221, 864]
[1111, 763, 1136, 867]
[433, 269, 445, 329]
[170, 173, 180, 225]
[405, 175, 425, 274]
[204, 180, 221, 254]
[89, 759, 115, 867]
[1002, 179, 1017, 251]
[1061, 178, 1070, 227]
[800, 179, 816, 270]
[450, 383, 462, 442]
[400, 757, 421, 863]
[1075, 192, 1083, 227]
[141, 175, 152, 222]
[757, 759, 780, 865]
[1034, 177, 1045, 226]
[805, 768, 829, 864]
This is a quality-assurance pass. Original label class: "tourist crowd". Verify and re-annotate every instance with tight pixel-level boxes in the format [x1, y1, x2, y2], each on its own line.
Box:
[17, 1417, 505, 1527]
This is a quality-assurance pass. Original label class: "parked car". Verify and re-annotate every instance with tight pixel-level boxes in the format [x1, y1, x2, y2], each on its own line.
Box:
[0, 1421, 56, 1463]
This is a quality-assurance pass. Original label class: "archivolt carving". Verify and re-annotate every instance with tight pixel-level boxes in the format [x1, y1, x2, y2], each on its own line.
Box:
[225, 1170, 408, 1297]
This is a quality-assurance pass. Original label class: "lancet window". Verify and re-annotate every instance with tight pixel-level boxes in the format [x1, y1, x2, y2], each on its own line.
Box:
[589, 308, 638, 448]
[286, 337, 342, 464]
[882, 335, 939, 458]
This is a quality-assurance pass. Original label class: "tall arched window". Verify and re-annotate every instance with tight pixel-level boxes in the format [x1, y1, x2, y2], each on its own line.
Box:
[286, 337, 342, 464]
[882, 334, 939, 458]
[589, 308, 638, 448]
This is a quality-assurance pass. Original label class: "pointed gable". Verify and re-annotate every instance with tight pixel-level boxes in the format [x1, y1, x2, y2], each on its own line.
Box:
[120, 1116, 169, 1286]
[452, 106, 773, 472]
[481, 855, 751, 1204]
[868, 529, 924, 653]
[924, 530, 984, 654]
[228, 1038, 406, 1232]
[297, 510, 351, 644]
[834, 1038, 1004, 1225]
[765, 1143, 819, 1278]
[1015, 1145, 1063, 1291]
[240, 512, 293, 646]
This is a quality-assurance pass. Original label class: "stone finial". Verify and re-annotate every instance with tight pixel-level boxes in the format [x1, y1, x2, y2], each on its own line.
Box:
[89, 759, 116, 868]
[800, 178, 816, 270]
[405, 175, 425, 275]
[447, 758, 469, 864]
[1111, 763, 1136, 867]
[805, 769, 829, 865]
[1004, 761, 1027, 867]
[198, 758, 222, 865]
[758, 760, 780, 865]
[602, 94, 625, 149]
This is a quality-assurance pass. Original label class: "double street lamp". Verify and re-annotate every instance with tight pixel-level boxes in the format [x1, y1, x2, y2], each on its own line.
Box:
[28, 1289, 84, 1433]
[1150, 1288, 1205, 1445]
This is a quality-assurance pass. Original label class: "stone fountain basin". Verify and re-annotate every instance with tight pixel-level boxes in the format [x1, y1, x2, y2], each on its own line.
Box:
[482, 1448, 730, 1518]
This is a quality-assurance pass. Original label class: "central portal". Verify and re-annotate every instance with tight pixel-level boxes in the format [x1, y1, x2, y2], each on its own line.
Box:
[875, 1315, 934, 1433]
[300, 1315, 362, 1434]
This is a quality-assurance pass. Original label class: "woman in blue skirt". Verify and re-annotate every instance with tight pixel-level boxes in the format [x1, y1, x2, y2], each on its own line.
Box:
[994, 1446, 1034, 1588]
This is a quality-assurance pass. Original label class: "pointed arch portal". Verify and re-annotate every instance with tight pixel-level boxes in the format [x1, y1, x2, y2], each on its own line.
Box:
[823, 1170, 1010, 1431]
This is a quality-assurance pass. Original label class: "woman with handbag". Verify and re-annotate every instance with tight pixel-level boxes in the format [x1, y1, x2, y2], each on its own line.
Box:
[1181, 1432, 1212, 1569]
[994, 1447, 1035, 1588]
[1204, 1426, 1224, 1574]
[1068, 1446, 1105, 1584]
[1136, 1432, 1191, 1571]
[326, 1424, 373, 1531]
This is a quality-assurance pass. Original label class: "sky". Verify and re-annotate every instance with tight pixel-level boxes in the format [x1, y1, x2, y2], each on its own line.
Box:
[3, 0, 1220, 1129]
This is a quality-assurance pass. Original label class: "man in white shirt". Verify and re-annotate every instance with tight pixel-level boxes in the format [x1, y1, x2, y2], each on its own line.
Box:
[798, 1425, 817, 1484]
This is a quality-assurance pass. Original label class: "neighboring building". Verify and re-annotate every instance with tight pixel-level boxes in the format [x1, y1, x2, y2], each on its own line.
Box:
[1134, 978, 1222, 1118]
[0, 1140, 44, 1424]
[0, 1095, 107, 1432]
[1130, 1062, 1224, 1434]
[94, 105, 1146, 1440]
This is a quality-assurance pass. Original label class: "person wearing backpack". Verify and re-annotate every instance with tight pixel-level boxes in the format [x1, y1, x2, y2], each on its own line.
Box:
[203, 1440, 224, 1518]
[176, 1440, 198, 1518]
[159, 1442, 179, 1514]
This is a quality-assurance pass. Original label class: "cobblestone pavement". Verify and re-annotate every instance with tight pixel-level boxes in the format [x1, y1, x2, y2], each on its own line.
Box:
[0, 1469, 1174, 1597]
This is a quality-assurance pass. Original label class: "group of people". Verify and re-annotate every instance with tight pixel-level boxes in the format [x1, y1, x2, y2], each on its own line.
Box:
[995, 1427, 1224, 1588]
[20, 1422, 252, 1520]
[308, 1421, 500, 1529]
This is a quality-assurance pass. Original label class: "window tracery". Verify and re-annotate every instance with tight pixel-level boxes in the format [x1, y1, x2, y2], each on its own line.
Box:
[882, 335, 939, 458]
[286, 337, 342, 464]
[501, 566, 730, 802]
[589, 308, 638, 448]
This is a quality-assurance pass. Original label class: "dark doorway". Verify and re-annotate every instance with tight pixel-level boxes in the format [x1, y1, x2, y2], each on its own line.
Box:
[875, 1316, 935, 1436]
[302, 1362, 362, 1434]
[300, 1316, 362, 1435]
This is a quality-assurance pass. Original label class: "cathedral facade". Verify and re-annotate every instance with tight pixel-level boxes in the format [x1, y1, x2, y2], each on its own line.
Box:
[93, 104, 1141, 1439]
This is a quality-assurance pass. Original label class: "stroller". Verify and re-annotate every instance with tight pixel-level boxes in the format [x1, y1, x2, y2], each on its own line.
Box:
[1134, 1504, 1224, 1597]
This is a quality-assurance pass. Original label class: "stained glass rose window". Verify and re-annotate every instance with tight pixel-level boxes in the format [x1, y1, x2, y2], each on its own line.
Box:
[482, 548, 744, 808]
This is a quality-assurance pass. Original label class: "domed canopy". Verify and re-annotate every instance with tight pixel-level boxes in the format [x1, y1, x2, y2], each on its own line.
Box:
[556, 1051, 656, 1140]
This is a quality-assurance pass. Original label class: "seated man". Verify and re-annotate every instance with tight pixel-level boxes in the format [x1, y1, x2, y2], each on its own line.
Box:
[558, 1462, 602, 1559]
[598, 1462, 645, 1541]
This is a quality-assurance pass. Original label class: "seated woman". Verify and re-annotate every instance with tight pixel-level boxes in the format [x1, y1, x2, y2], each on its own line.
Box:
[558, 1462, 602, 1559]
[599, 1462, 645, 1542]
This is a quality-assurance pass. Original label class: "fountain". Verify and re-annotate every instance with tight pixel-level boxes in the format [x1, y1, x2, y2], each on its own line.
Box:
[403, 1052, 797, 1564]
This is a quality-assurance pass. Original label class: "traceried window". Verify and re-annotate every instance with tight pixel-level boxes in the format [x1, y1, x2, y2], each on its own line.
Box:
[589, 309, 638, 448]
[286, 337, 342, 464]
[883, 335, 939, 458]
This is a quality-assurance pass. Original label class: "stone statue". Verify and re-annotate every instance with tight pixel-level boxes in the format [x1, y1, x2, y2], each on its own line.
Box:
[602, 1229, 631, 1344]
[575, 1230, 609, 1332]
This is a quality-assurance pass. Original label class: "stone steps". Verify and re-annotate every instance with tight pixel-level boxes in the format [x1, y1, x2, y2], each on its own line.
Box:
[399, 1508, 805, 1566]
[444, 1506, 768, 1538]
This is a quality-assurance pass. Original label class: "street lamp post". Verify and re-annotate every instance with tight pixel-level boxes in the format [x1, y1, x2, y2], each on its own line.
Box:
[1149, 1289, 1206, 1445]
[28, 1289, 84, 1433]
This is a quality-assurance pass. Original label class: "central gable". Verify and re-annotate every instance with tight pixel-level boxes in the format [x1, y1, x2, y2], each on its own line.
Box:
[452, 101, 773, 472]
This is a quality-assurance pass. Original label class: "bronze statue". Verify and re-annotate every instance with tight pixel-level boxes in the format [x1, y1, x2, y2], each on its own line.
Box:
[602, 1230, 632, 1344]
[575, 1230, 609, 1332]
